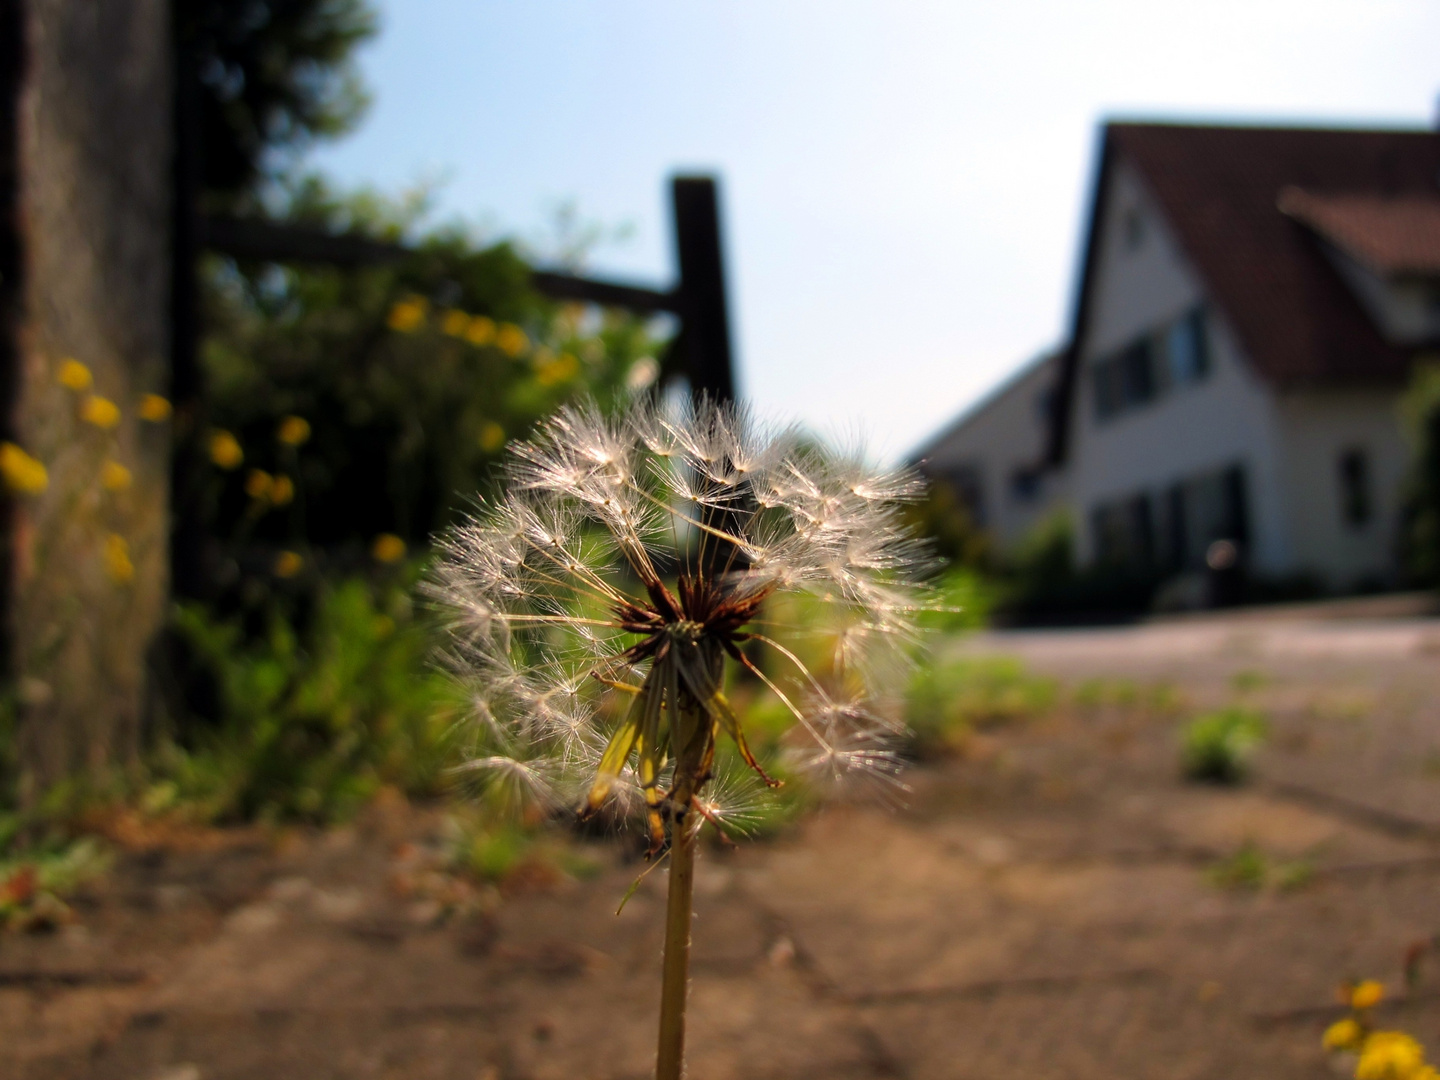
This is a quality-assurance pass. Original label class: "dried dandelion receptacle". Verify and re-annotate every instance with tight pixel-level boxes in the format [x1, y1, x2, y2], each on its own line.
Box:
[431, 398, 930, 1080]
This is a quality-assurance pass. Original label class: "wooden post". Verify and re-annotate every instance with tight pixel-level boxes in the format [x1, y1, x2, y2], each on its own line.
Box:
[671, 177, 737, 404]
[5, 0, 173, 797]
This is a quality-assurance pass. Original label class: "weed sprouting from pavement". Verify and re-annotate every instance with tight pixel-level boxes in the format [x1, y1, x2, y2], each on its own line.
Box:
[1181, 706, 1267, 784]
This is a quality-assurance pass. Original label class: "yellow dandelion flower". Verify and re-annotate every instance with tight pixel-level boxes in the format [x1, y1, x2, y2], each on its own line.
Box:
[1323, 1018, 1364, 1052]
[1357, 1032, 1426, 1080]
[80, 395, 121, 430]
[270, 474, 294, 506]
[58, 358, 93, 391]
[386, 296, 428, 332]
[441, 309, 471, 337]
[496, 323, 529, 357]
[1353, 981, 1386, 1010]
[371, 533, 406, 563]
[103, 533, 134, 584]
[273, 550, 303, 578]
[245, 469, 273, 500]
[479, 421, 506, 453]
[277, 415, 311, 447]
[209, 430, 243, 470]
[138, 393, 173, 422]
[535, 352, 580, 387]
[465, 315, 496, 346]
[0, 442, 48, 495]
[100, 461, 132, 492]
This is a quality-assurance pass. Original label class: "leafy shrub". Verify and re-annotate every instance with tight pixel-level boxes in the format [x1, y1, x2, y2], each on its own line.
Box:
[153, 570, 462, 824]
[1181, 707, 1267, 784]
[1401, 361, 1440, 586]
[190, 176, 666, 606]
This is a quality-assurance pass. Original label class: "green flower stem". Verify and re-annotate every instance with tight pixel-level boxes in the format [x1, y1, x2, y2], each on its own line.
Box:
[656, 808, 696, 1080]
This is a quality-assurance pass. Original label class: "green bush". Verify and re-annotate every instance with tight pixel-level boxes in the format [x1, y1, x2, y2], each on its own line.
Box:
[1181, 707, 1267, 784]
[1402, 361, 1440, 586]
[153, 570, 462, 824]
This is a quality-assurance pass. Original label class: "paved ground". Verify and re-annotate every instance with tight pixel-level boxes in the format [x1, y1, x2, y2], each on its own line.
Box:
[6, 609, 1440, 1080]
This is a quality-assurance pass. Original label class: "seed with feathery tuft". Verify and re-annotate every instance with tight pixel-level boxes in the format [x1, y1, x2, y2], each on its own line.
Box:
[429, 397, 933, 853]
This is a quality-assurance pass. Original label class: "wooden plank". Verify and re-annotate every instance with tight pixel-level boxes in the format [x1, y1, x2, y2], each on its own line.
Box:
[671, 177, 736, 403]
[530, 270, 677, 314]
[200, 213, 410, 266]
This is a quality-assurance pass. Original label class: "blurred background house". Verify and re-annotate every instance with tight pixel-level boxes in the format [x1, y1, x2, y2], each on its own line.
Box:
[916, 120, 1440, 608]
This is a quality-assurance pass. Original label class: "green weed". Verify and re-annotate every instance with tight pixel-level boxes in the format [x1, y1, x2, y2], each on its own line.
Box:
[1182, 707, 1267, 784]
[1207, 841, 1313, 892]
[904, 657, 1057, 757]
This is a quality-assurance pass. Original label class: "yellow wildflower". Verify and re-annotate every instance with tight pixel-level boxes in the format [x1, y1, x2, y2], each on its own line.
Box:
[1353, 981, 1386, 1010]
[371, 533, 406, 563]
[209, 430, 243, 470]
[0, 442, 48, 495]
[138, 393, 173, 422]
[273, 550, 303, 578]
[103, 534, 134, 584]
[536, 352, 579, 387]
[80, 395, 121, 430]
[100, 461, 132, 492]
[277, 415, 311, 447]
[1356, 1032, 1426, 1080]
[465, 315, 496, 346]
[479, 421, 506, 453]
[245, 469, 273, 500]
[57, 359, 93, 391]
[441, 309, 471, 337]
[496, 323, 529, 357]
[270, 474, 294, 506]
[1323, 1017, 1364, 1052]
[386, 296, 428, 332]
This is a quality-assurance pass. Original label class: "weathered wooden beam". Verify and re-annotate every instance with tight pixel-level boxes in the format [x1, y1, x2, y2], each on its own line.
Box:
[200, 213, 410, 266]
[530, 270, 677, 314]
[671, 177, 737, 403]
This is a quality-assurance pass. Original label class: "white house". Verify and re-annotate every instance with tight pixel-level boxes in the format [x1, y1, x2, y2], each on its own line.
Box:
[916, 121, 1440, 594]
[911, 349, 1067, 551]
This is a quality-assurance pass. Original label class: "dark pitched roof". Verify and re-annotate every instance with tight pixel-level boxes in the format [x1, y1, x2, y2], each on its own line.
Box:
[1047, 122, 1440, 465]
[1277, 187, 1440, 277]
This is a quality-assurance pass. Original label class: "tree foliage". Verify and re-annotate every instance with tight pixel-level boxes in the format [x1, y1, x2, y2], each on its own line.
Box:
[181, 0, 378, 203]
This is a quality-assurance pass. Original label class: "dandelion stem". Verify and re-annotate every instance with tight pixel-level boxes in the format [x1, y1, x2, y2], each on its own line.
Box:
[656, 812, 696, 1080]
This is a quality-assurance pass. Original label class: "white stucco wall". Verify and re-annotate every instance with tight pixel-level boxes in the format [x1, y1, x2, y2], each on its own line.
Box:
[1067, 157, 1415, 588]
[917, 352, 1066, 550]
[1068, 160, 1292, 574]
[1272, 390, 1410, 588]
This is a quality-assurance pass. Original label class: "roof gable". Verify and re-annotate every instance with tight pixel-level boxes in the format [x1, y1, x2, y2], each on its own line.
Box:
[1048, 122, 1440, 465]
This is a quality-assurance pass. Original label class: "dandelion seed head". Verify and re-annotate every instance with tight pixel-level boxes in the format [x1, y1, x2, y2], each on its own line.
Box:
[431, 397, 933, 829]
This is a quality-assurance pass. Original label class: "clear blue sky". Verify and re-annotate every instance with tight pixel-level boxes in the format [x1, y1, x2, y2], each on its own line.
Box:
[311, 1, 1440, 459]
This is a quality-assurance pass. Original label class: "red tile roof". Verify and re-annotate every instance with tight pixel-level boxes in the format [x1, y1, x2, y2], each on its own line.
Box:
[1277, 187, 1440, 277]
[1048, 122, 1440, 465]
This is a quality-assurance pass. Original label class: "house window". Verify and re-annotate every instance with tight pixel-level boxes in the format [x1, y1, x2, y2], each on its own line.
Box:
[1164, 462, 1251, 569]
[1338, 448, 1371, 528]
[1123, 207, 1145, 251]
[1010, 466, 1042, 505]
[1091, 492, 1156, 566]
[1091, 307, 1210, 425]
[1165, 307, 1210, 385]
